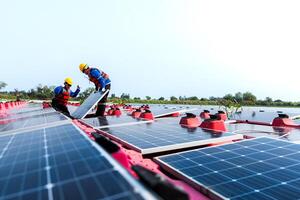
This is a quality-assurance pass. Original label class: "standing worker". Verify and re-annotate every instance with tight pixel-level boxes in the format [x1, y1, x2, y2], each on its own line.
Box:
[79, 63, 111, 116]
[52, 77, 80, 117]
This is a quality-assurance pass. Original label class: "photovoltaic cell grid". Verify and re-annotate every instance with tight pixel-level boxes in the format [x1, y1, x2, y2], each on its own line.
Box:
[156, 137, 300, 200]
[81, 115, 151, 129]
[98, 119, 243, 154]
[8, 104, 44, 114]
[1, 108, 56, 121]
[226, 123, 283, 134]
[230, 111, 299, 124]
[72, 90, 109, 119]
[0, 123, 154, 200]
[226, 123, 300, 142]
[150, 107, 197, 118]
[0, 112, 68, 133]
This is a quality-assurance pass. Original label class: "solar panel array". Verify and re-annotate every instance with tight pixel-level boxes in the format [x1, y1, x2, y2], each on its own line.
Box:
[0, 112, 69, 134]
[230, 111, 299, 124]
[98, 118, 243, 154]
[0, 123, 155, 200]
[151, 107, 197, 118]
[156, 137, 300, 200]
[81, 115, 152, 129]
[72, 90, 109, 119]
[8, 104, 44, 114]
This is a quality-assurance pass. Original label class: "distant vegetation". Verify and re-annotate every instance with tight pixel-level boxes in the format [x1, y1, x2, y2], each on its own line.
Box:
[0, 81, 300, 107]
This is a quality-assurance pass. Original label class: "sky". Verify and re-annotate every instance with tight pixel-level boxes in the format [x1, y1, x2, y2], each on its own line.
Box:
[1, 0, 300, 101]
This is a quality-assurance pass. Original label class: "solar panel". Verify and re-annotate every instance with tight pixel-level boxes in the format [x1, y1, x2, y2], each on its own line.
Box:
[226, 123, 300, 142]
[231, 111, 299, 124]
[8, 104, 43, 114]
[155, 137, 300, 200]
[72, 90, 109, 119]
[0, 112, 69, 134]
[80, 115, 153, 129]
[1, 108, 56, 121]
[151, 107, 198, 118]
[98, 118, 243, 155]
[0, 123, 155, 200]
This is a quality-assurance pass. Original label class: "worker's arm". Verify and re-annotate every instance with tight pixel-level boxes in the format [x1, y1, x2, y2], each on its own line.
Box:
[70, 86, 80, 97]
[54, 86, 63, 95]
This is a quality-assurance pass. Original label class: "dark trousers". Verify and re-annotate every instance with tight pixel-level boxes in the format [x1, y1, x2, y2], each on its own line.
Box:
[95, 84, 110, 117]
[51, 98, 72, 118]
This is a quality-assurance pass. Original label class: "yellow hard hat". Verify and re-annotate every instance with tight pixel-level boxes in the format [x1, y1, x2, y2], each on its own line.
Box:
[64, 77, 73, 85]
[79, 63, 88, 72]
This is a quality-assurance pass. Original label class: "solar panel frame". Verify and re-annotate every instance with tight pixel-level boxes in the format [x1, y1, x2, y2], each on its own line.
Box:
[0, 122, 156, 200]
[72, 90, 109, 119]
[231, 111, 300, 124]
[155, 137, 300, 200]
[0, 111, 71, 135]
[1, 108, 56, 121]
[80, 115, 154, 129]
[226, 123, 300, 142]
[97, 118, 243, 155]
[153, 108, 198, 118]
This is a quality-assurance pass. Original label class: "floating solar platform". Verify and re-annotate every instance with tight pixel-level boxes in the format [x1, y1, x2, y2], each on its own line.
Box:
[151, 107, 198, 118]
[230, 111, 300, 124]
[98, 118, 243, 155]
[0, 112, 69, 134]
[227, 123, 277, 133]
[156, 137, 300, 200]
[1, 108, 56, 121]
[72, 90, 109, 119]
[7, 104, 44, 114]
[226, 123, 300, 142]
[0, 123, 155, 200]
[80, 115, 153, 129]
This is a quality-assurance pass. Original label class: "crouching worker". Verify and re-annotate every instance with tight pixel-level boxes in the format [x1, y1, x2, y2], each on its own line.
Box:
[51, 77, 80, 118]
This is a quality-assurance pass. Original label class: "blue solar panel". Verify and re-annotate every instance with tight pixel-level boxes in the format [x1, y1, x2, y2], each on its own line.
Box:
[72, 90, 109, 119]
[98, 118, 242, 155]
[0, 123, 155, 200]
[226, 123, 300, 142]
[0, 112, 69, 133]
[155, 137, 300, 200]
[150, 107, 197, 118]
[81, 115, 150, 128]
[8, 104, 44, 114]
[231, 110, 299, 124]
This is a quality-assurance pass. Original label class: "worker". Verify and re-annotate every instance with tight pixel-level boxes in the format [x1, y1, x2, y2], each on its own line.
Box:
[79, 63, 111, 116]
[51, 77, 80, 117]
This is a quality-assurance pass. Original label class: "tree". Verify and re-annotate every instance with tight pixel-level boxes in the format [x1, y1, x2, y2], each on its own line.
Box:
[110, 93, 116, 98]
[209, 96, 217, 101]
[0, 81, 7, 90]
[121, 93, 130, 99]
[145, 96, 151, 100]
[243, 92, 256, 102]
[265, 97, 273, 103]
[234, 92, 243, 102]
[158, 97, 165, 101]
[170, 96, 177, 101]
[223, 94, 234, 101]
[188, 96, 198, 101]
[79, 87, 94, 100]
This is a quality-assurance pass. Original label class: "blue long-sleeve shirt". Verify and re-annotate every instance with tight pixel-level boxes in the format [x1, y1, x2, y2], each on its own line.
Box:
[54, 86, 80, 97]
[89, 68, 111, 90]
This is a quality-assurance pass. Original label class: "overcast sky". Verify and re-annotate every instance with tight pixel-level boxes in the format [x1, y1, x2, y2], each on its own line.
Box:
[1, 0, 300, 101]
